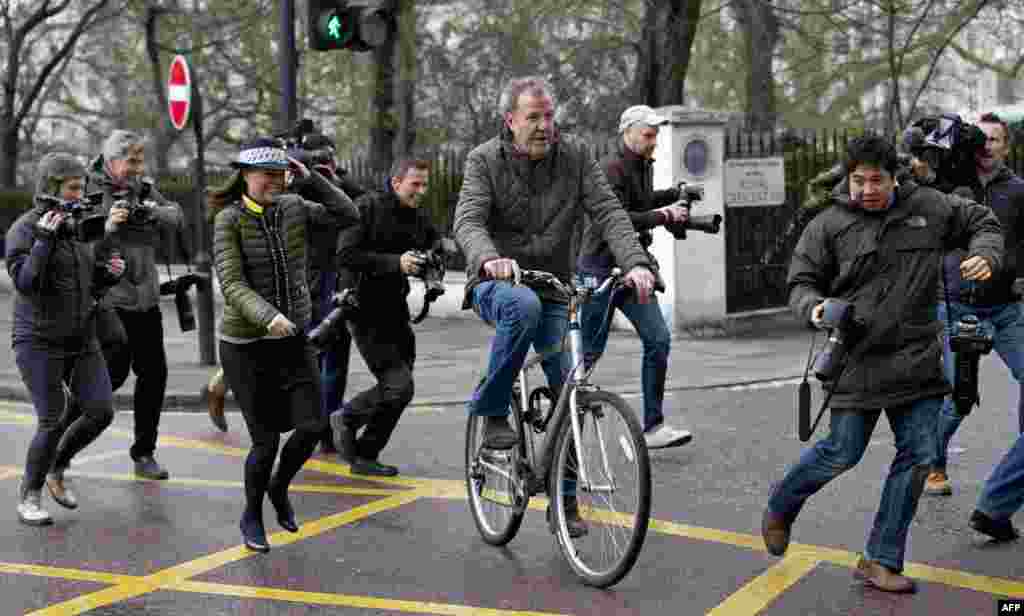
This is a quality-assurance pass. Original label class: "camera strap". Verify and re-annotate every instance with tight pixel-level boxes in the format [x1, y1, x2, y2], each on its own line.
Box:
[799, 329, 837, 441]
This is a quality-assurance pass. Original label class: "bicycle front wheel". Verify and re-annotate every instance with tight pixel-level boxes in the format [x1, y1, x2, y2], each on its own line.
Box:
[465, 404, 528, 546]
[551, 390, 651, 588]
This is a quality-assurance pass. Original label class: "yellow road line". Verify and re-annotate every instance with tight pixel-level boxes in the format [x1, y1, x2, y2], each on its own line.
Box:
[26, 492, 422, 616]
[706, 555, 821, 616]
[170, 580, 569, 615]
[903, 561, 1024, 597]
[0, 562, 135, 585]
[63, 470, 399, 497]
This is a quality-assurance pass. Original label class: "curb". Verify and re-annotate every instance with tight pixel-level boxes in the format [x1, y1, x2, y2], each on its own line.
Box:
[0, 374, 805, 413]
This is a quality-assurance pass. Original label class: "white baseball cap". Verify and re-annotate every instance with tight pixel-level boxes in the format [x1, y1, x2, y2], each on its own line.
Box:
[618, 105, 669, 132]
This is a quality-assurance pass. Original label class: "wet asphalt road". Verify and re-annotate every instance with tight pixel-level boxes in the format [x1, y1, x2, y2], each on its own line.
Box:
[1, 354, 1022, 615]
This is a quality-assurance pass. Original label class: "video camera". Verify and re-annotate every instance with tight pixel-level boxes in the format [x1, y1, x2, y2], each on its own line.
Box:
[277, 118, 335, 169]
[902, 113, 987, 192]
[950, 314, 994, 416]
[664, 182, 723, 240]
[36, 192, 107, 243]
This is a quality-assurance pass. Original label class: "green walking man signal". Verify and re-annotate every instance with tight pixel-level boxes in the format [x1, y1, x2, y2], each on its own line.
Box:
[308, 0, 390, 52]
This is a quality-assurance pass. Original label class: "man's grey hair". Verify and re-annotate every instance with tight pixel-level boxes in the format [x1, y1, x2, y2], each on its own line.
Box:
[498, 76, 556, 116]
[103, 130, 145, 162]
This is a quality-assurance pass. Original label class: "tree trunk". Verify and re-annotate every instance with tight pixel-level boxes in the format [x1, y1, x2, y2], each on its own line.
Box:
[633, 0, 702, 107]
[734, 0, 779, 131]
[393, 0, 416, 161]
[0, 120, 17, 188]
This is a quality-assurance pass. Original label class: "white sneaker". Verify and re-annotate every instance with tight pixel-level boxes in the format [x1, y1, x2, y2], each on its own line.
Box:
[644, 424, 693, 449]
[17, 488, 52, 526]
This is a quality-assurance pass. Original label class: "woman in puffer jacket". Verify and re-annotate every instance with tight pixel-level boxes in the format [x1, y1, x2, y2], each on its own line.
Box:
[5, 153, 128, 526]
[209, 137, 358, 553]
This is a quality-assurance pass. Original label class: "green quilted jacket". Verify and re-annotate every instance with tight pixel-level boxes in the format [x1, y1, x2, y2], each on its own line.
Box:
[213, 172, 359, 341]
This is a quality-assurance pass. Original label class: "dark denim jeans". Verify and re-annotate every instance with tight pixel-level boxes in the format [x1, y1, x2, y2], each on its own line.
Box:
[576, 273, 671, 432]
[934, 301, 1024, 472]
[767, 397, 940, 572]
[468, 281, 569, 417]
[976, 432, 1024, 521]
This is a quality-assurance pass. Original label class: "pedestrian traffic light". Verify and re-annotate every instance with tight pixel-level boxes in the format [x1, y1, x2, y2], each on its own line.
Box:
[307, 0, 390, 52]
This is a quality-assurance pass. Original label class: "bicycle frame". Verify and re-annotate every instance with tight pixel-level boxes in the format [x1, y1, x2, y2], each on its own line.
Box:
[475, 270, 623, 499]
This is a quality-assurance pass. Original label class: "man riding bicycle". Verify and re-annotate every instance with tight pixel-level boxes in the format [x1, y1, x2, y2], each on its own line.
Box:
[453, 76, 656, 531]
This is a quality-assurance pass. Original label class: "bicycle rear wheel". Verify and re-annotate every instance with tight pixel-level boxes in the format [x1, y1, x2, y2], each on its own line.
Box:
[465, 400, 528, 546]
[551, 390, 651, 588]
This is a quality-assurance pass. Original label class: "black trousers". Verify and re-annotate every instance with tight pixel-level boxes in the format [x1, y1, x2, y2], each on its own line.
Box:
[103, 306, 167, 460]
[16, 345, 114, 491]
[219, 337, 325, 519]
[343, 314, 415, 460]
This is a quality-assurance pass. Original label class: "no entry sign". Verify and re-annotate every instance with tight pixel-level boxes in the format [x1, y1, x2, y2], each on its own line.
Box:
[167, 55, 191, 131]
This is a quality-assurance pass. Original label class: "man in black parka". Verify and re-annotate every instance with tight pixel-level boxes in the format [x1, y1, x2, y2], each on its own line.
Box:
[761, 136, 1003, 593]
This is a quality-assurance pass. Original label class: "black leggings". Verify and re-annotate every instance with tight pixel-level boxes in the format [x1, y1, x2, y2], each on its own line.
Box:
[219, 337, 325, 521]
[15, 345, 115, 492]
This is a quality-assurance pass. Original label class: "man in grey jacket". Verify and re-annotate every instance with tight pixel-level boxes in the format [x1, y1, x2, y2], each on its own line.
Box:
[454, 76, 655, 460]
[91, 130, 184, 480]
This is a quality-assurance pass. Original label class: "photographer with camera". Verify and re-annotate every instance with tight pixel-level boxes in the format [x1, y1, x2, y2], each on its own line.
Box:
[326, 158, 438, 477]
[6, 153, 128, 525]
[88, 130, 185, 481]
[761, 136, 1002, 593]
[923, 113, 1024, 502]
[576, 105, 695, 450]
[297, 133, 365, 454]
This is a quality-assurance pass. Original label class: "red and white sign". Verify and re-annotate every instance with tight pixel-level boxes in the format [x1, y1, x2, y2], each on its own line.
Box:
[167, 55, 191, 131]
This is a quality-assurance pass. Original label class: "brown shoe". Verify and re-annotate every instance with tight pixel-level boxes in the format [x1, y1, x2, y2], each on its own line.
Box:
[206, 369, 228, 432]
[761, 509, 792, 556]
[923, 470, 951, 496]
[854, 557, 917, 593]
[45, 471, 78, 510]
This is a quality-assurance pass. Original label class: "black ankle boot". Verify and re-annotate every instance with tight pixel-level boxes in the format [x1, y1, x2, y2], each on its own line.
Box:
[240, 512, 270, 553]
[267, 479, 299, 533]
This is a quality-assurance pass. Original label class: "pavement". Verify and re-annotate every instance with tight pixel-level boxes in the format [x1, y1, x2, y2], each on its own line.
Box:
[0, 262, 813, 413]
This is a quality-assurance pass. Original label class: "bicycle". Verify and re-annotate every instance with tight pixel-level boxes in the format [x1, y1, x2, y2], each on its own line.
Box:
[465, 267, 652, 588]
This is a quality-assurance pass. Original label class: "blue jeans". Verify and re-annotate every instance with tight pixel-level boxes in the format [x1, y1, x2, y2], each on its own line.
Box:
[976, 431, 1024, 521]
[576, 273, 670, 432]
[468, 281, 569, 417]
[767, 397, 940, 572]
[934, 301, 1024, 472]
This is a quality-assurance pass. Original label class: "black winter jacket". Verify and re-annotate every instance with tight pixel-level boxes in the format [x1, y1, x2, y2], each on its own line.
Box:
[6, 206, 120, 355]
[336, 188, 440, 319]
[577, 140, 678, 275]
[939, 165, 1024, 305]
[789, 181, 1003, 409]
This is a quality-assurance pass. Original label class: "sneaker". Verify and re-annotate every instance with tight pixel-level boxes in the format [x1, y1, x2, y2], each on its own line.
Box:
[644, 424, 693, 449]
[133, 456, 169, 480]
[969, 509, 1020, 542]
[924, 470, 952, 496]
[482, 415, 518, 450]
[854, 556, 917, 593]
[329, 411, 356, 462]
[350, 458, 399, 477]
[17, 487, 52, 526]
[206, 370, 228, 432]
[45, 470, 78, 509]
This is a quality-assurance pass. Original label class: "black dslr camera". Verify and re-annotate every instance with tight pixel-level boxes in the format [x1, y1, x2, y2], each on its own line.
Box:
[665, 182, 723, 240]
[950, 314, 994, 416]
[307, 288, 361, 348]
[812, 298, 862, 383]
[37, 192, 107, 242]
[409, 238, 459, 324]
